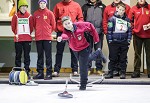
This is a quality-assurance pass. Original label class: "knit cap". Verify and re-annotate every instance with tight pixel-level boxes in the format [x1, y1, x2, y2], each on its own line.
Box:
[18, 0, 28, 8]
[38, 0, 47, 4]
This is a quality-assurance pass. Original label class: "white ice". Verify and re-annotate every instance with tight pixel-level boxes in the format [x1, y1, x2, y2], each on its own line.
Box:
[0, 84, 150, 103]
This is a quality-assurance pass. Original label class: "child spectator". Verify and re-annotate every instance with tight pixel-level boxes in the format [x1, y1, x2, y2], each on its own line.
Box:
[105, 3, 132, 79]
[11, 0, 33, 79]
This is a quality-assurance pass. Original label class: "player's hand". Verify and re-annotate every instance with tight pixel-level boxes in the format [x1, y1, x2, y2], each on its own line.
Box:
[15, 35, 19, 41]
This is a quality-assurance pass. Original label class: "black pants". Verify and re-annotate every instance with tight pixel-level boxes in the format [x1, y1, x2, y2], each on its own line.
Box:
[108, 41, 129, 73]
[106, 35, 121, 72]
[15, 41, 31, 71]
[73, 46, 101, 85]
[54, 32, 78, 73]
[133, 35, 150, 74]
[36, 40, 52, 75]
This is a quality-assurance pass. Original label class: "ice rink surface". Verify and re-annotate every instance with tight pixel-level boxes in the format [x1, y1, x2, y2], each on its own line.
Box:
[0, 84, 150, 103]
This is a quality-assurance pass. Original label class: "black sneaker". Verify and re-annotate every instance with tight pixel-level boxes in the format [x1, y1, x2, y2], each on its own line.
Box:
[33, 73, 44, 79]
[44, 74, 52, 80]
[79, 85, 86, 90]
[131, 72, 140, 78]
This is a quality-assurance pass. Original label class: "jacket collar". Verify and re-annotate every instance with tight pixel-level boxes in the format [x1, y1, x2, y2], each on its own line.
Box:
[39, 7, 48, 11]
[136, 2, 148, 8]
[65, 24, 77, 32]
[87, 0, 104, 8]
[62, 0, 72, 5]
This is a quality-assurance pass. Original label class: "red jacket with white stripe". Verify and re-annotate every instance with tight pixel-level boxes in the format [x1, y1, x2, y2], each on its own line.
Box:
[11, 11, 33, 42]
[33, 7, 56, 41]
[61, 22, 99, 51]
[128, 2, 150, 38]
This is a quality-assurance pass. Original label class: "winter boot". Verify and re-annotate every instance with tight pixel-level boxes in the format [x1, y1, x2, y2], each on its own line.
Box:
[113, 70, 120, 76]
[131, 71, 140, 78]
[105, 71, 113, 79]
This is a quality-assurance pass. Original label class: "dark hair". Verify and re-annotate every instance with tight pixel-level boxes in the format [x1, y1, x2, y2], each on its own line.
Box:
[87, 0, 100, 3]
[61, 16, 71, 23]
[117, 2, 126, 9]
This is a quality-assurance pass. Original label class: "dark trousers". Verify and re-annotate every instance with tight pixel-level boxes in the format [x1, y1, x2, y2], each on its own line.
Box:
[88, 33, 104, 70]
[15, 41, 31, 71]
[133, 35, 150, 74]
[73, 46, 100, 85]
[106, 35, 121, 72]
[36, 40, 52, 75]
[54, 32, 78, 73]
[108, 41, 129, 73]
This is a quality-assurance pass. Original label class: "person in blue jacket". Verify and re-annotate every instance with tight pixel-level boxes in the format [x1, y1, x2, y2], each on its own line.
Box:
[105, 2, 132, 79]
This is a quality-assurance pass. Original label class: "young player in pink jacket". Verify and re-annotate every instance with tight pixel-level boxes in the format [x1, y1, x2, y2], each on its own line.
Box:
[57, 16, 107, 90]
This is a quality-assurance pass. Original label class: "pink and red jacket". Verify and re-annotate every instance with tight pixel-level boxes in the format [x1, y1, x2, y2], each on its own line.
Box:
[61, 22, 99, 51]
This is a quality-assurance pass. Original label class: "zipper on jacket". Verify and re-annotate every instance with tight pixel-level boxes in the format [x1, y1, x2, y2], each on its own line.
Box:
[142, 7, 144, 14]
[72, 32, 76, 38]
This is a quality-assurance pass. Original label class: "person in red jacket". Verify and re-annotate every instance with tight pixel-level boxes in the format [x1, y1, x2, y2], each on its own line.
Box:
[57, 16, 107, 90]
[128, 0, 150, 78]
[103, 0, 130, 76]
[53, 0, 84, 77]
[11, 0, 33, 79]
[33, 0, 56, 80]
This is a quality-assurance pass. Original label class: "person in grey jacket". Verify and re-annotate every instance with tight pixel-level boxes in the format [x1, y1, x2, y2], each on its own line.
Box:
[82, 0, 106, 75]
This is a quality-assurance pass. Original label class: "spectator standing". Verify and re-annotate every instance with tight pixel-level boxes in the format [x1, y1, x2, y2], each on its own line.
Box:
[11, 0, 33, 79]
[82, 0, 106, 75]
[33, 0, 56, 80]
[103, 0, 130, 76]
[105, 3, 132, 79]
[128, 0, 150, 78]
[53, 0, 84, 77]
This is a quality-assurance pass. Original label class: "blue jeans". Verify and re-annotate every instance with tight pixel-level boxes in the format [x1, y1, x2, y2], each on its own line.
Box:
[88, 33, 104, 70]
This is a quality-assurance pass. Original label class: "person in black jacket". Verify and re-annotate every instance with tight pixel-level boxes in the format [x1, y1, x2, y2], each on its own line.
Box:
[82, 0, 106, 75]
[105, 2, 132, 79]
